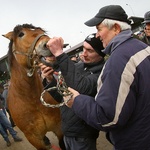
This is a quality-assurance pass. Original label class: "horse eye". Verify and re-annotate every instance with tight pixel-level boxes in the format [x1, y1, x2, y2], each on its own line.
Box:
[18, 32, 24, 37]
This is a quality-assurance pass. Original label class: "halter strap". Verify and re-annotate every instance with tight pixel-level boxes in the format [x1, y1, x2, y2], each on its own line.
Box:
[27, 34, 47, 67]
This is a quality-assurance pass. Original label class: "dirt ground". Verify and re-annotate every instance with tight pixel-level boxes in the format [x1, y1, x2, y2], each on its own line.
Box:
[0, 126, 113, 150]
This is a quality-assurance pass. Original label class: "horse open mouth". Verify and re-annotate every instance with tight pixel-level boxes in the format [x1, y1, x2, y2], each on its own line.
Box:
[35, 41, 56, 67]
[40, 56, 56, 67]
[38, 43, 68, 68]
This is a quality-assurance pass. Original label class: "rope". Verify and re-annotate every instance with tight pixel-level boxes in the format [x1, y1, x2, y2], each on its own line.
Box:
[40, 72, 73, 108]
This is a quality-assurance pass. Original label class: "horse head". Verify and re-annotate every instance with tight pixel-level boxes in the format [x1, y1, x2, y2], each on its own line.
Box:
[3, 24, 55, 76]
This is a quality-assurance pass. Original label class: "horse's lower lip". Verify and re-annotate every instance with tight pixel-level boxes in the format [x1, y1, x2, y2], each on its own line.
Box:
[40, 56, 56, 67]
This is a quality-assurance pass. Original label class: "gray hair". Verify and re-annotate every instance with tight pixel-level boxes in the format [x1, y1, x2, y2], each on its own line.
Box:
[102, 19, 131, 31]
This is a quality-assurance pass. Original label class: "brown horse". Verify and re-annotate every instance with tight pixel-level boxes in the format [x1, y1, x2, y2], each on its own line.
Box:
[3, 24, 65, 150]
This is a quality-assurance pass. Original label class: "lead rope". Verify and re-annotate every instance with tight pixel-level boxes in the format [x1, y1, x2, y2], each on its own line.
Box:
[40, 71, 73, 108]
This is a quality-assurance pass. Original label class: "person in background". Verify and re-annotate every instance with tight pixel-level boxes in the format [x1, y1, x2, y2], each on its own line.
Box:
[69, 54, 78, 63]
[0, 92, 8, 134]
[40, 33, 106, 150]
[0, 93, 22, 147]
[2, 81, 15, 127]
[77, 51, 84, 63]
[136, 30, 144, 40]
[64, 5, 150, 150]
[0, 123, 11, 146]
[141, 11, 150, 45]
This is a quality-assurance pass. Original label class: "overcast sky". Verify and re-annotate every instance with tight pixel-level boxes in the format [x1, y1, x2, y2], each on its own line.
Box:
[0, 0, 149, 58]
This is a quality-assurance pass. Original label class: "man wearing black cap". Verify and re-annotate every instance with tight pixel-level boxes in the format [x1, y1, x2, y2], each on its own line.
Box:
[141, 11, 150, 45]
[64, 5, 150, 150]
[40, 33, 105, 150]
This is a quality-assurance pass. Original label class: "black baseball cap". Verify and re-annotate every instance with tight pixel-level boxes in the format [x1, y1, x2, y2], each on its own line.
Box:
[84, 33, 105, 57]
[85, 5, 131, 27]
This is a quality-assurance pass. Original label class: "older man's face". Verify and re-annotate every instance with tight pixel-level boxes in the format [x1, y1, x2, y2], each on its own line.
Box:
[96, 23, 119, 48]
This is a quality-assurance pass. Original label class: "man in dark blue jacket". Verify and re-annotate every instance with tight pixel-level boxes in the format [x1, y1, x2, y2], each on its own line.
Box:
[64, 5, 150, 150]
[40, 33, 105, 150]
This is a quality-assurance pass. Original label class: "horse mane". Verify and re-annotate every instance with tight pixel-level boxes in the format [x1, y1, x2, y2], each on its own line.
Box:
[7, 40, 13, 68]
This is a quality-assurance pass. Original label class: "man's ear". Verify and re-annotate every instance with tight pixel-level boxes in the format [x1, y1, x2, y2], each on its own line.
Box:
[114, 23, 121, 34]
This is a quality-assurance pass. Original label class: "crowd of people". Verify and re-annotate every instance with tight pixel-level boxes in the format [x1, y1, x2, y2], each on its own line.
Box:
[0, 4, 150, 150]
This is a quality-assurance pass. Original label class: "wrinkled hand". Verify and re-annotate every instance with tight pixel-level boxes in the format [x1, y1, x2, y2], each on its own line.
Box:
[64, 87, 80, 108]
[47, 37, 64, 57]
[39, 63, 54, 82]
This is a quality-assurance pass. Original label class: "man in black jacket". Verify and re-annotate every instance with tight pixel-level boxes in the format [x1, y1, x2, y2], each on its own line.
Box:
[40, 33, 105, 150]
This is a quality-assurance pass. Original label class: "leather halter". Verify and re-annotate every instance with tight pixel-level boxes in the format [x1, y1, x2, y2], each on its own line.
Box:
[27, 34, 47, 68]
[12, 34, 47, 77]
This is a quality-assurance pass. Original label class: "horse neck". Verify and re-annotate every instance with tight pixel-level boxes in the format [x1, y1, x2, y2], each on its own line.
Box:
[10, 59, 43, 94]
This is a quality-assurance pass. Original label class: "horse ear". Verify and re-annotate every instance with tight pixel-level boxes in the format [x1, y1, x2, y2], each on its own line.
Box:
[2, 31, 13, 40]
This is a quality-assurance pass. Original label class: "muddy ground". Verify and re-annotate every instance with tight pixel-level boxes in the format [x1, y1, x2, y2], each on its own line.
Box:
[0, 126, 113, 150]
